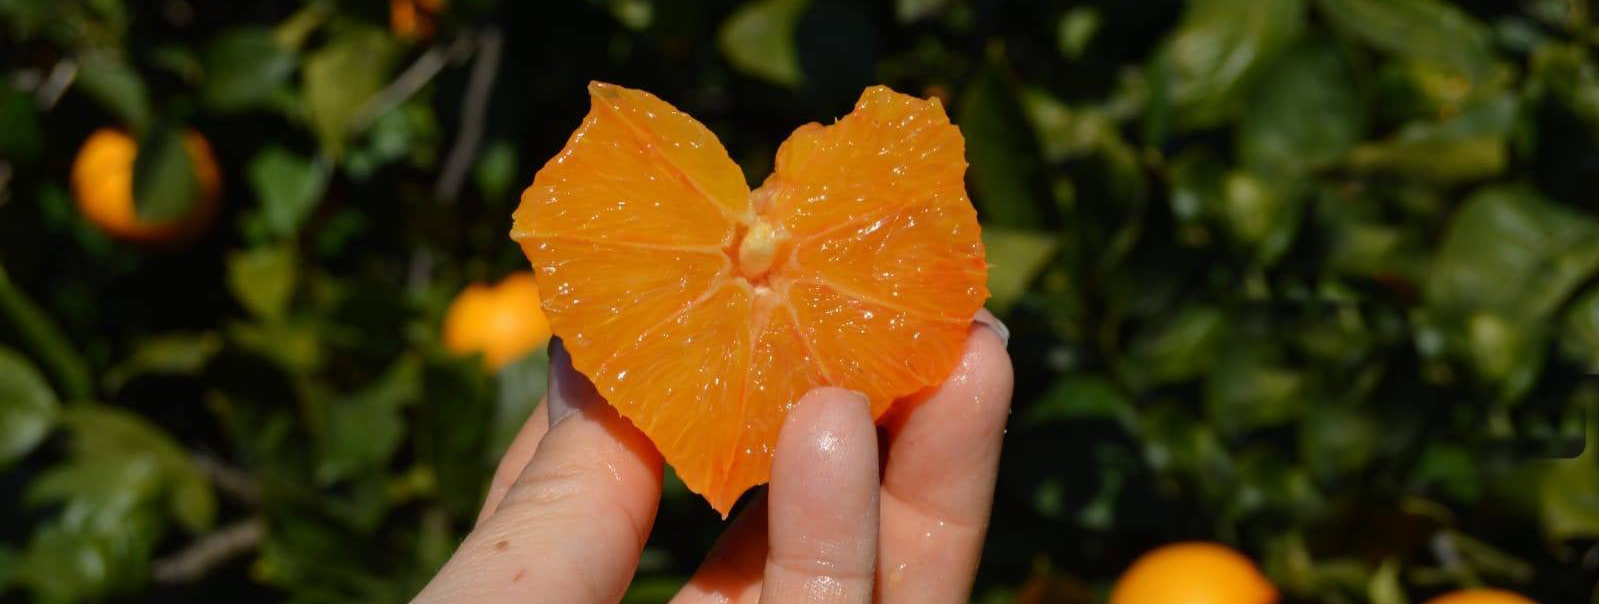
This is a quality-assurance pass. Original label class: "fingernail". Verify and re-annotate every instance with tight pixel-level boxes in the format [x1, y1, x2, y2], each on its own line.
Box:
[547, 337, 598, 427]
[974, 308, 1010, 346]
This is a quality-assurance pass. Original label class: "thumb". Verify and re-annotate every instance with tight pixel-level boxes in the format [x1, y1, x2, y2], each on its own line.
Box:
[412, 339, 663, 604]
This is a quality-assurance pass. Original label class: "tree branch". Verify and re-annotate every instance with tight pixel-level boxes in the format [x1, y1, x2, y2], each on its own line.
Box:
[152, 517, 265, 584]
[349, 34, 474, 135]
[436, 26, 503, 204]
[193, 453, 262, 506]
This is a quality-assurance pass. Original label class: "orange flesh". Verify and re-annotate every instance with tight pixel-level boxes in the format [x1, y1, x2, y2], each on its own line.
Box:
[511, 82, 988, 515]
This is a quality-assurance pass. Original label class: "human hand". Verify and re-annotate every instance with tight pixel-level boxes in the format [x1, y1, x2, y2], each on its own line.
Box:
[411, 311, 1013, 604]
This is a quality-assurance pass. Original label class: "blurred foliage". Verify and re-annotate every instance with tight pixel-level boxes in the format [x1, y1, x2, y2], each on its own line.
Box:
[0, 0, 1597, 603]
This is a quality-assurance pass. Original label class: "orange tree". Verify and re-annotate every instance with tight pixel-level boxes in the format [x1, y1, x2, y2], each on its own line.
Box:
[0, 1, 1595, 603]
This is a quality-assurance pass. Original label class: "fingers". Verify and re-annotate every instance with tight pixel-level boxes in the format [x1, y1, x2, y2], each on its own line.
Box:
[759, 387, 880, 604]
[874, 313, 1013, 603]
[477, 401, 550, 525]
[412, 339, 664, 604]
[667, 495, 769, 604]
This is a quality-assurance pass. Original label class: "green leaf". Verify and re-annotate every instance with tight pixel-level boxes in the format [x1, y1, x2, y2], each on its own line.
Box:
[1560, 286, 1599, 371]
[959, 63, 1049, 228]
[202, 27, 297, 113]
[0, 87, 43, 161]
[1541, 406, 1599, 542]
[1347, 96, 1517, 183]
[1532, 45, 1599, 140]
[474, 140, 519, 203]
[1125, 306, 1227, 388]
[103, 332, 223, 391]
[303, 26, 397, 158]
[131, 126, 201, 223]
[227, 246, 298, 321]
[1020, 89, 1113, 163]
[13, 512, 163, 603]
[35, 406, 216, 532]
[1238, 40, 1363, 177]
[1222, 171, 1300, 263]
[345, 99, 442, 180]
[982, 228, 1057, 312]
[1155, 0, 1305, 128]
[1026, 373, 1133, 427]
[1056, 7, 1100, 60]
[1429, 185, 1599, 318]
[609, 0, 654, 30]
[168, 464, 217, 533]
[316, 356, 422, 484]
[76, 50, 153, 133]
[491, 351, 549, 458]
[0, 346, 57, 465]
[248, 146, 330, 238]
[150, 44, 202, 83]
[1410, 443, 1483, 501]
[1206, 347, 1303, 434]
[1314, 0, 1493, 81]
[1367, 558, 1409, 604]
[718, 0, 809, 87]
[273, 2, 330, 50]
[228, 321, 322, 373]
[895, 0, 948, 22]
[1299, 403, 1377, 479]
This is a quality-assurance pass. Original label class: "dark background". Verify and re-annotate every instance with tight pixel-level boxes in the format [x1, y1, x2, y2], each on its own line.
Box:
[0, 0, 1596, 602]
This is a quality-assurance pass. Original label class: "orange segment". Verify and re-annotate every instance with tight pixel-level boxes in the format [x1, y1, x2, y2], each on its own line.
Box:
[584, 280, 753, 514]
[517, 237, 729, 357]
[785, 281, 970, 410]
[721, 303, 827, 509]
[510, 82, 746, 248]
[513, 82, 988, 516]
[768, 86, 970, 239]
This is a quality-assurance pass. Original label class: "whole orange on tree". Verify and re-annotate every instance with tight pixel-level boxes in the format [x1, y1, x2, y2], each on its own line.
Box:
[1422, 589, 1540, 604]
[390, 0, 443, 39]
[70, 128, 221, 243]
[1108, 542, 1278, 604]
[442, 272, 551, 371]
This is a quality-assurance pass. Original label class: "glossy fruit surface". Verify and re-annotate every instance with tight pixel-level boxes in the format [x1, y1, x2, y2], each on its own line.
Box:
[511, 82, 988, 514]
[443, 272, 551, 371]
[71, 128, 221, 243]
[1108, 542, 1278, 604]
[1422, 590, 1540, 604]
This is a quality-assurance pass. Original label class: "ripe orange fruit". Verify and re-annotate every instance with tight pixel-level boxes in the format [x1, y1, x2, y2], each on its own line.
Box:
[442, 272, 552, 371]
[391, 0, 443, 39]
[1108, 542, 1278, 604]
[70, 128, 221, 244]
[1422, 590, 1540, 604]
[511, 82, 988, 515]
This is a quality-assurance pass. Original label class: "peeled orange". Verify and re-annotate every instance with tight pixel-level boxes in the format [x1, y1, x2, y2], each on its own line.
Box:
[1108, 542, 1278, 604]
[511, 82, 988, 515]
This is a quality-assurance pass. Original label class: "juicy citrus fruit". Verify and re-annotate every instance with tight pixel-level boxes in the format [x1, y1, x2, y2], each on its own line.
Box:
[1108, 542, 1278, 604]
[71, 128, 221, 244]
[1422, 590, 1540, 604]
[511, 82, 988, 515]
[443, 272, 552, 371]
